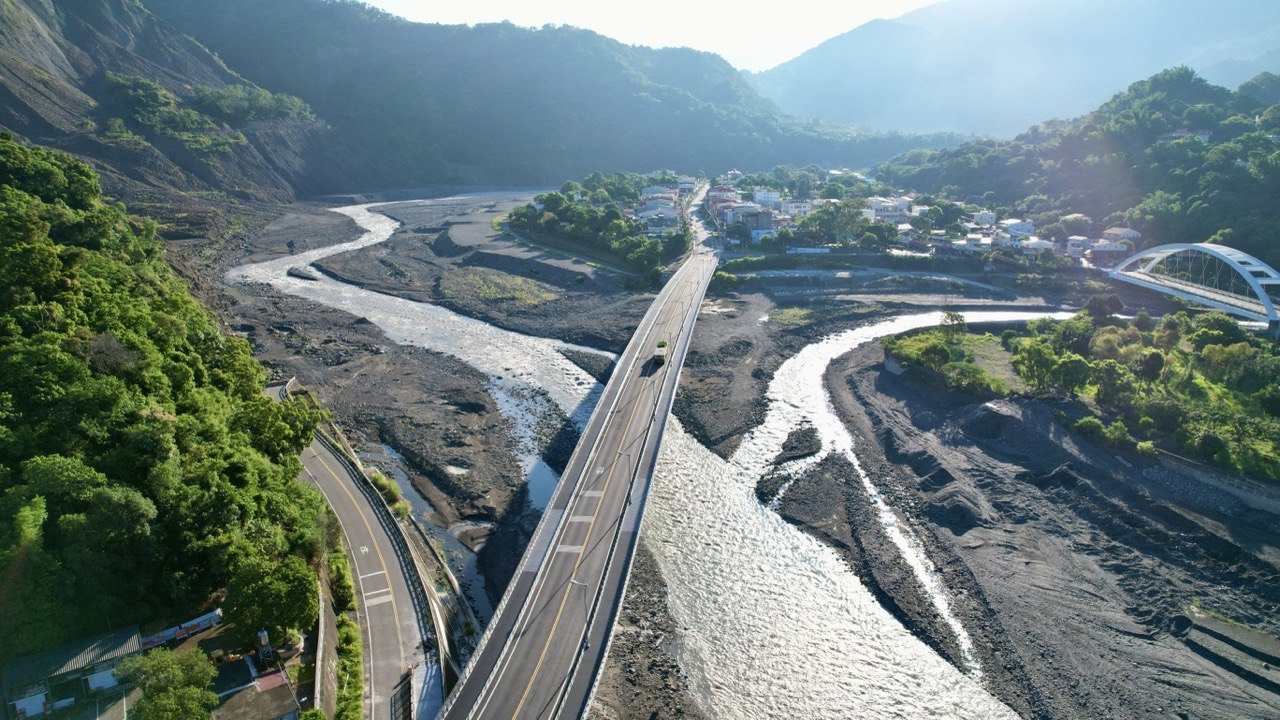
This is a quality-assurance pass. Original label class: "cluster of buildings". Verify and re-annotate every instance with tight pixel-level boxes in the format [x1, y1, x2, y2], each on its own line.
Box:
[624, 175, 698, 235]
[3, 611, 225, 718]
[702, 172, 1145, 267]
[704, 183, 816, 244]
[921, 211, 1141, 267]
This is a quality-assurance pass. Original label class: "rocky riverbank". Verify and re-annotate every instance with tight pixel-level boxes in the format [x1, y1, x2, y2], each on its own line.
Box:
[588, 541, 706, 720]
[222, 193, 698, 718]
[830, 341, 1280, 718]
[672, 281, 1280, 718]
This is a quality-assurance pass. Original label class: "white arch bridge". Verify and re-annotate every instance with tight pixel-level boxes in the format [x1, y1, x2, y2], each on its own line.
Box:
[1109, 243, 1280, 325]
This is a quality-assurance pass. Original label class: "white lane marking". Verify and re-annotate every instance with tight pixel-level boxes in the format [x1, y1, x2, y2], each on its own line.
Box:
[366, 594, 393, 608]
[360, 570, 386, 580]
[364, 587, 391, 598]
[567, 516, 594, 523]
[580, 490, 603, 497]
[556, 545, 584, 554]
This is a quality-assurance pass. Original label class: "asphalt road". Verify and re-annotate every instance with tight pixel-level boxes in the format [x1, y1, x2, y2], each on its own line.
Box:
[270, 386, 428, 720]
[440, 232, 718, 718]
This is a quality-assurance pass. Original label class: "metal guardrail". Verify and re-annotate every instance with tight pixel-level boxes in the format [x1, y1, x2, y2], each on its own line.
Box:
[284, 380, 468, 711]
[312, 424, 455, 695]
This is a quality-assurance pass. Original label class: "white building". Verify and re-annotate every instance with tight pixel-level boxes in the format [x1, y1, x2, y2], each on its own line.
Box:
[781, 199, 812, 218]
[1021, 237, 1057, 254]
[641, 186, 675, 199]
[865, 196, 913, 223]
[971, 209, 997, 227]
[753, 189, 782, 208]
[999, 218, 1035, 236]
[677, 176, 697, 192]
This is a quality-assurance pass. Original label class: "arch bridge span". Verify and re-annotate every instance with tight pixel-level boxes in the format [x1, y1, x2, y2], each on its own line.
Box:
[1109, 242, 1280, 324]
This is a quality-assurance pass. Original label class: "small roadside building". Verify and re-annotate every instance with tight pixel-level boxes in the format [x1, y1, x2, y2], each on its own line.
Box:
[1102, 227, 1142, 243]
[2, 626, 141, 718]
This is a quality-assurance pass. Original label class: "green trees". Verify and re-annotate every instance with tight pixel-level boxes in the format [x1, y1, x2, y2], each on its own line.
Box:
[1091, 359, 1137, 407]
[1011, 339, 1057, 390]
[105, 73, 249, 154]
[118, 648, 218, 720]
[508, 173, 669, 280]
[1082, 294, 1124, 320]
[795, 199, 868, 245]
[189, 84, 315, 124]
[225, 554, 319, 644]
[874, 67, 1280, 267]
[917, 340, 952, 371]
[0, 137, 325, 661]
[1050, 353, 1091, 396]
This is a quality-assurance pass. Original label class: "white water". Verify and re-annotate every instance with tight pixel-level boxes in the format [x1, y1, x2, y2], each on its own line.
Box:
[228, 200, 610, 505]
[232, 200, 1062, 718]
[644, 311, 1070, 719]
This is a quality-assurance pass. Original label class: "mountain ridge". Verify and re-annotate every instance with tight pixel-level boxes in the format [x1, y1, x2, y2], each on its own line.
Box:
[751, 0, 1280, 136]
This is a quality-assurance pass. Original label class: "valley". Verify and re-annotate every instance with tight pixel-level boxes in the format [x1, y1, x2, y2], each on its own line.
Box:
[2, 1, 1279, 720]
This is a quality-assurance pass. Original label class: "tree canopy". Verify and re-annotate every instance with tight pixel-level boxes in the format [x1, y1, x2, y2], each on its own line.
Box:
[118, 648, 218, 720]
[876, 67, 1280, 266]
[0, 136, 325, 662]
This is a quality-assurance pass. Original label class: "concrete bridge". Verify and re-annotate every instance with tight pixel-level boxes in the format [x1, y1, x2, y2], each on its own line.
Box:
[1109, 243, 1280, 327]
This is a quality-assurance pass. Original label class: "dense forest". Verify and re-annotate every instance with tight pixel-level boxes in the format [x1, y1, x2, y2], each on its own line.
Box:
[876, 68, 1280, 265]
[0, 136, 325, 661]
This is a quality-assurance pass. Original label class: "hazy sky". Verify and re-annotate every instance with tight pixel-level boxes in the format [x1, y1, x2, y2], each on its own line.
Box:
[362, 0, 939, 71]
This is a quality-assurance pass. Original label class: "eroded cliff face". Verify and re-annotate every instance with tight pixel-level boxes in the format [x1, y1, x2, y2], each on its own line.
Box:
[0, 0, 334, 227]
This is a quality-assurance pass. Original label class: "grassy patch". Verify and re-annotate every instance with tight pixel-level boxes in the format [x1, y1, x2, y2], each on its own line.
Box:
[882, 329, 1011, 395]
[440, 268, 558, 308]
[768, 306, 813, 326]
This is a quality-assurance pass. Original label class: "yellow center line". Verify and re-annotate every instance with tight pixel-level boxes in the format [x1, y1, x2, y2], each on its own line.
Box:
[311, 449, 409, 669]
[507, 274, 693, 719]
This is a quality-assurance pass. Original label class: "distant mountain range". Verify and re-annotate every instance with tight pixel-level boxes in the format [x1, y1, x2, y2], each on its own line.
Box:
[750, 0, 1280, 136]
[0, 0, 961, 223]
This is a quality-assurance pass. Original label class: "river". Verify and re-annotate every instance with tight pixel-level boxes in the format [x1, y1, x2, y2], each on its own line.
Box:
[230, 198, 1065, 718]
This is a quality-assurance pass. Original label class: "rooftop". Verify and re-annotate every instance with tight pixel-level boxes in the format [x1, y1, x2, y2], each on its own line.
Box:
[3, 627, 141, 696]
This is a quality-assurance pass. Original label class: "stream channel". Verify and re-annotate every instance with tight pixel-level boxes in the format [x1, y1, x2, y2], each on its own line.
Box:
[230, 197, 1069, 717]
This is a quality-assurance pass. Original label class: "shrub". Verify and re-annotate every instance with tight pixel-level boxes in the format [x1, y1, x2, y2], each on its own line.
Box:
[917, 339, 951, 371]
[326, 552, 356, 614]
[941, 361, 1002, 395]
[1073, 416, 1106, 442]
[1103, 420, 1135, 449]
[335, 616, 363, 720]
[1137, 441, 1158, 457]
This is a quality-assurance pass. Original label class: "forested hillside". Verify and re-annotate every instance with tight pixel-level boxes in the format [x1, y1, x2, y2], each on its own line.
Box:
[875, 68, 1280, 265]
[141, 0, 959, 187]
[0, 136, 325, 661]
